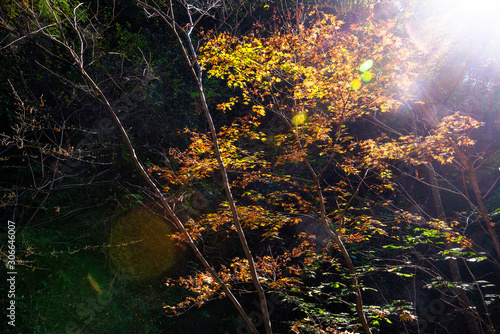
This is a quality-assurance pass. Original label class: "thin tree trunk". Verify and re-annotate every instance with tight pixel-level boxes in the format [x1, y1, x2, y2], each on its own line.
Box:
[41, 3, 259, 333]
[79, 65, 260, 334]
[425, 163, 481, 334]
[419, 95, 500, 258]
[414, 106, 483, 333]
[134, 1, 273, 332]
[450, 141, 500, 259]
[286, 119, 372, 334]
[307, 160, 372, 334]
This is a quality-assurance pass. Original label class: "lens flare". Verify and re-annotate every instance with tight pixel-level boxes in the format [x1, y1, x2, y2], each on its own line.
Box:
[351, 79, 362, 90]
[361, 71, 374, 82]
[407, 0, 500, 58]
[110, 208, 180, 279]
[87, 274, 102, 294]
[292, 112, 307, 126]
[360, 60, 374, 72]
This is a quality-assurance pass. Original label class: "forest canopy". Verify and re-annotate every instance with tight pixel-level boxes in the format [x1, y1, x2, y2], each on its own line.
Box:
[1, 0, 500, 333]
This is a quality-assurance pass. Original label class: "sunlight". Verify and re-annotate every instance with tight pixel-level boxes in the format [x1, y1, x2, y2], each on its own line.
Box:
[408, 0, 500, 58]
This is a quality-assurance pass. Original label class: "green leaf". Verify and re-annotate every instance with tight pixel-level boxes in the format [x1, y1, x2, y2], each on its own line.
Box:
[383, 244, 402, 249]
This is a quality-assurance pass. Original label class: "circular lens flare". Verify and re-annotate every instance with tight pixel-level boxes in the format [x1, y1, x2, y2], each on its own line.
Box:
[360, 60, 374, 72]
[361, 71, 374, 82]
[351, 79, 362, 90]
[292, 112, 307, 126]
[110, 208, 180, 279]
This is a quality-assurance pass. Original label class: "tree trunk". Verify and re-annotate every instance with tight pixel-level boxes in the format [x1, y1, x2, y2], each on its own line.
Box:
[133, 2, 273, 332]
[287, 121, 372, 334]
[41, 2, 260, 332]
[450, 141, 500, 259]
[425, 163, 481, 334]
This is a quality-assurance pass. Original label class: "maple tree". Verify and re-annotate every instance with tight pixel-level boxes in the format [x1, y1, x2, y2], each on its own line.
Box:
[148, 6, 488, 333]
[2, 0, 499, 333]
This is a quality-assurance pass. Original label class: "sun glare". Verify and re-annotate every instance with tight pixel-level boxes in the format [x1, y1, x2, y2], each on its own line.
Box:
[408, 0, 500, 58]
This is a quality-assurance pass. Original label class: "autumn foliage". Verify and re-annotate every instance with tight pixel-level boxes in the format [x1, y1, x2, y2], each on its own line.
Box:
[148, 10, 482, 332]
[3, 1, 498, 333]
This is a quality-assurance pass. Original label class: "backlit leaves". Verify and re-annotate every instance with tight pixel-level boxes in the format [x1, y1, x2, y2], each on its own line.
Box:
[157, 9, 476, 332]
[361, 112, 484, 168]
[200, 13, 407, 124]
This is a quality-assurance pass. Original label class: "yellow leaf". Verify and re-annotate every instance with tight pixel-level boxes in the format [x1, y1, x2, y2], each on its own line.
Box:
[252, 105, 266, 116]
